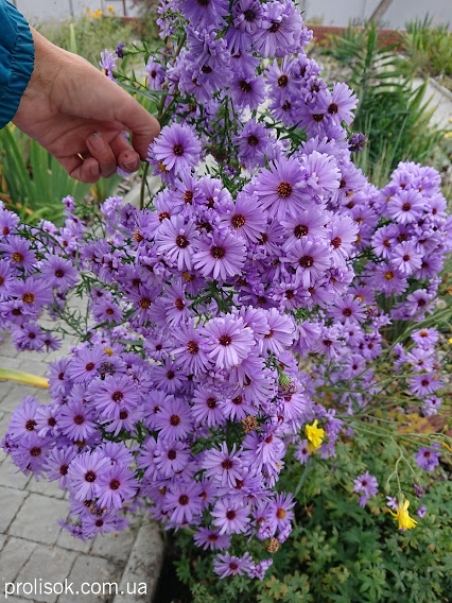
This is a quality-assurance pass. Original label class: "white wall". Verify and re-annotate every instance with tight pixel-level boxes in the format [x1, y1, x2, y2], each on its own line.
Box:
[300, 0, 452, 28]
[8, 0, 139, 20]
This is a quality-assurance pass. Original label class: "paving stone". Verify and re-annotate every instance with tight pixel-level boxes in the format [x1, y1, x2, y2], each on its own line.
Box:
[9, 494, 67, 546]
[113, 524, 164, 603]
[0, 487, 28, 533]
[15, 546, 77, 603]
[0, 537, 36, 584]
[0, 381, 16, 405]
[0, 355, 24, 371]
[58, 554, 115, 603]
[56, 529, 92, 555]
[0, 457, 31, 490]
[16, 360, 49, 380]
[0, 335, 22, 358]
[0, 385, 49, 413]
[27, 479, 65, 500]
[0, 533, 6, 551]
[90, 529, 136, 566]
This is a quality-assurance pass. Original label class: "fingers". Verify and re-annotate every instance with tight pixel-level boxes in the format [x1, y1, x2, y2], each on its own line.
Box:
[86, 132, 117, 178]
[61, 155, 101, 184]
[114, 94, 161, 160]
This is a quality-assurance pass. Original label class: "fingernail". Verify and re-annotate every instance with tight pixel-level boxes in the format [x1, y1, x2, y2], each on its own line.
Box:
[124, 158, 140, 171]
[89, 132, 105, 151]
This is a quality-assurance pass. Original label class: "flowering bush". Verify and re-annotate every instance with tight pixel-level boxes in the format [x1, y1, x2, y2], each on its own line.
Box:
[1, 0, 452, 584]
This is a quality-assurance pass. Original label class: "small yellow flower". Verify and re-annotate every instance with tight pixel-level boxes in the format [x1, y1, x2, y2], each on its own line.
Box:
[448, 336, 452, 344]
[389, 499, 418, 531]
[106, 5, 116, 14]
[93, 8, 104, 19]
[305, 420, 325, 453]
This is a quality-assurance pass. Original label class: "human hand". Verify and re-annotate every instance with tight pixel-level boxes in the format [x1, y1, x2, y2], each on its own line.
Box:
[12, 28, 160, 183]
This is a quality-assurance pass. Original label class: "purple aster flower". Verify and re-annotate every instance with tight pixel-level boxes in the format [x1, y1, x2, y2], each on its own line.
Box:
[390, 241, 422, 277]
[155, 215, 198, 272]
[99, 49, 116, 81]
[251, 157, 306, 221]
[317, 82, 358, 126]
[9, 432, 53, 477]
[284, 238, 331, 289]
[253, 0, 303, 58]
[67, 450, 111, 501]
[268, 492, 295, 533]
[194, 527, 231, 550]
[39, 256, 78, 291]
[95, 464, 138, 510]
[348, 132, 367, 153]
[9, 276, 54, 311]
[58, 400, 98, 442]
[415, 445, 441, 472]
[230, 74, 266, 110]
[294, 439, 310, 465]
[88, 374, 141, 420]
[353, 471, 378, 507]
[0, 235, 36, 273]
[0, 258, 12, 299]
[417, 504, 427, 518]
[190, 386, 226, 428]
[203, 442, 243, 487]
[179, 0, 228, 28]
[0, 207, 19, 235]
[45, 446, 78, 489]
[409, 373, 442, 396]
[149, 123, 202, 176]
[7, 396, 39, 441]
[211, 497, 250, 534]
[67, 345, 109, 383]
[171, 321, 210, 376]
[248, 558, 273, 580]
[145, 59, 165, 89]
[224, 191, 267, 243]
[164, 481, 203, 525]
[213, 552, 254, 579]
[153, 439, 191, 478]
[411, 328, 439, 348]
[153, 396, 192, 442]
[193, 230, 246, 281]
[204, 314, 255, 369]
[386, 190, 424, 224]
[233, 120, 274, 170]
[115, 42, 125, 58]
[259, 308, 295, 355]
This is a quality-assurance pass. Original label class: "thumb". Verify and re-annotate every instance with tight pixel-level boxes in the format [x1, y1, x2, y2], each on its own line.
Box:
[115, 92, 161, 160]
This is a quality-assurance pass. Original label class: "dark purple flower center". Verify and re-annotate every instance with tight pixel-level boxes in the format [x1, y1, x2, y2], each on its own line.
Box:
[208, 533, 218, 541]
[247, 134, 259, 147]
[207, 397, 217, 409]
[211, 246, 226, 259]
[119, 410, 128, 420]
[55, 268, 65, 278]
[167, 370, 175, 379]
[343, 308, 352, 317]
[179, 494, 189, 505]
[312, 113, 325, 123]
[170, 414, 181, 426]
[85, 470, 96, 482]
[12, 252, 24, 263]
[201, 65, 212, 74]
[222, 459, 233, 470]
[140, 297, 152, 309]
[219, 335, 232, 346]
[239, 80, 252, 93]
[85, 362, 95, 371]
[110, 479, 121, 490]
[25, 419, 36, 431]
[278, 74, 288, 87]
[187, 340, 199, 354]
[74, 414, 85, 425]
[22, 292, 35, 304]
[30, 447, 41, 457]
[331, 236, 342, 249]
[112, 391, 124, 402]
[48, 417, 56, 427]
[269, 22, 280, 33]
[168, 450, 177, 460]
[232, 395, 243, 405]
[60, 464, 68, 476]
[299, 256, 314, 268]
[328, 103, 339, 115]
[402, 202, 412, 211]
[173, 144, 184, 156]
[294, 224, 308, 237]
[174, 298, 185, 311]
[323, 339, 333, 347]
[231, 214, 246, 228]
[226, 510, 236, 520]
[244, 9, 255, 20]
[277, 182, 292, 198]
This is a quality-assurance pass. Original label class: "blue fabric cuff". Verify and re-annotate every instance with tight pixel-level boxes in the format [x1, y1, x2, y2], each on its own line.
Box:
[0, 2, 34, 129]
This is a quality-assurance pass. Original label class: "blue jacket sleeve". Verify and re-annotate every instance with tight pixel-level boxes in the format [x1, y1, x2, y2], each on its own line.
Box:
[0, 0, 34, 128]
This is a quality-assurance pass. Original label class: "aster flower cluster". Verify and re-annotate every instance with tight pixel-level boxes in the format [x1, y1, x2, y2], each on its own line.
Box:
[1, 0, 452, 579]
